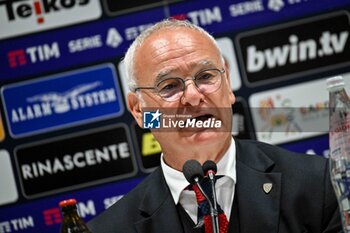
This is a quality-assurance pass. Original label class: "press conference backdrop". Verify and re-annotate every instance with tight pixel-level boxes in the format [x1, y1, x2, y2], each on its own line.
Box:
[1, 0, 350, 232]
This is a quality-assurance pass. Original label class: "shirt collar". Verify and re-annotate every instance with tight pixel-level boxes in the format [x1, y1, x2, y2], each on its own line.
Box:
[161, 138, 236, 204]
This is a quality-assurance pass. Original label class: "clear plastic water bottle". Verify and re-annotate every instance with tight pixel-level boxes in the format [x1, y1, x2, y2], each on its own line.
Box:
[327, 76, 350, 232]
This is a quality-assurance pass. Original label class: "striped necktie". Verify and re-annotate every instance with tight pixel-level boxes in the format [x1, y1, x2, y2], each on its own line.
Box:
[191, 177, 229, 233]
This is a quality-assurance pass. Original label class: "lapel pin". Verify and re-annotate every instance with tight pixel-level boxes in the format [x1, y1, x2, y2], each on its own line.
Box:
[263, 183, 273, 194]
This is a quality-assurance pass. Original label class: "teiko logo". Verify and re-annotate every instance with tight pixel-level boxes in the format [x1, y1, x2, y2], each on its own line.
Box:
[0, 0, 101, 40]
[7, 42, 60, 68]
[0, 0, 90, 24]
[143, 110, 162, 129]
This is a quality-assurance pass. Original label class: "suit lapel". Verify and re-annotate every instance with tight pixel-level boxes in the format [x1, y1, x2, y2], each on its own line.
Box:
[134, 168, 183, 233]
[134, 139, 282, 233]
[233, 139, 282, 233]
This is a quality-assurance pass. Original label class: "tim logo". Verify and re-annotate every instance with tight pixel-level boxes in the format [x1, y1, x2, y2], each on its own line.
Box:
[7, 49, 27, 67]
[42, 200, 96, 225]
[43, 208, 62, 226]
[7, 42, 60, 68]
[143, 110, 161, 129]
[171, 6, 222, 26]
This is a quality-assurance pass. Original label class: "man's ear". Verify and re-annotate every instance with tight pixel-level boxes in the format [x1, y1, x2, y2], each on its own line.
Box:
[223, 57, 231, 86]
[128, 92, 143, 128]
[223, 59, 236, 105]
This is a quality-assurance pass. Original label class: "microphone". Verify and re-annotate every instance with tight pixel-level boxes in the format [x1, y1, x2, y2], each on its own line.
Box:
[183, 160, 218, 233]
[203, 160, 217, 176]
[183, 159, 204, 185]
[203, 160, 220, 233]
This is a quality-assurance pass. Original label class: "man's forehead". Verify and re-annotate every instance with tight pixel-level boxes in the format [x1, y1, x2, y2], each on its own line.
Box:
[134, 27, 222, 83]
[153, 59, 218, 84]
[143, 27, 209, 47]
[157, 59, 216, 77]
[135, 29, 197, 62]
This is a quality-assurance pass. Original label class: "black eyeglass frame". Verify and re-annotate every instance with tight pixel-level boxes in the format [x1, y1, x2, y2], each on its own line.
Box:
[132, 68, 225, 101]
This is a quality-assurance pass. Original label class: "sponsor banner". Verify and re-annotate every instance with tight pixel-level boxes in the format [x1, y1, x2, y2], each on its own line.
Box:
[236, 11, 350, 86]
[249, 74, 350, 145]
[0, 113, 5, 142]
[281, 135, 330, 158]
[0, 9, 165, 81]
[169, 3, 224, 28]
[167, 0, 350, 36]
[0, 0, 102, 40]
[14, 124, 137, 198]
[2, 1, 350, 82]
[117, 60, 129, 104]
[213, 37, 242, 91]
[103, 0, 185, 16]
[232, 98, 255, 140]
[2, 64, 124, 138]
[0, 177, 142, 233]
[132, 123, 162, 172]
[0, 150, 18, 206]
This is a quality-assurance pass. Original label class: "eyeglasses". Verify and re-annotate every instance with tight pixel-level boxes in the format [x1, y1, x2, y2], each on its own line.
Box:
[133, 68, 225, 102]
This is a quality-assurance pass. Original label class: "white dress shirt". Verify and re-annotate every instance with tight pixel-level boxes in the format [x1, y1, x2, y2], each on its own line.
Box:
[161, 138, 236, 223]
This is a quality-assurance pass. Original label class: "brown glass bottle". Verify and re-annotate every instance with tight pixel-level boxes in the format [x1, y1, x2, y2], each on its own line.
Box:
[59, 199, 93, 233]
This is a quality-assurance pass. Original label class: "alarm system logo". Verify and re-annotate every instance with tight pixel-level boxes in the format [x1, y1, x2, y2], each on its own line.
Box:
[1, 64, 124, 138]
[0, 0, 102, 39]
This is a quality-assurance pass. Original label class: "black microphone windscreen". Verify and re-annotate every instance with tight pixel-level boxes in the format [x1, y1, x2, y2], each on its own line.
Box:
[182, 160, 204, 184]
[203, 160, 217, 174]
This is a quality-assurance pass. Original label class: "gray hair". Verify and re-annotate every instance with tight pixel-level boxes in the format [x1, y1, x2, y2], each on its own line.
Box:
[124, 19, 221, 92]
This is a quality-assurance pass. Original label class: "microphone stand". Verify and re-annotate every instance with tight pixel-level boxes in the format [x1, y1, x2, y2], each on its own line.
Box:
[182, 160, 218, 233]
[208, 172, 220, 233]
[194, 177, 218, 233]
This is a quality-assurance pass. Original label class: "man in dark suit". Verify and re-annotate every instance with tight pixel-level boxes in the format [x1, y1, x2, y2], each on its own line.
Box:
[88, 19, 342, 233]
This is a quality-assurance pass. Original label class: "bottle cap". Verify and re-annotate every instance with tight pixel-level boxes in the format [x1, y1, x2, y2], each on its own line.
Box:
[326, 76, 345, 91]
[59, 199, 77, 208]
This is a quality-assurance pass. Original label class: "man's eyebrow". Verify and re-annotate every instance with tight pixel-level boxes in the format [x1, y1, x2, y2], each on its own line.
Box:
[153, 60, 216, 84]
[198, 59, 215, 67]
[154, 69, 175, 84]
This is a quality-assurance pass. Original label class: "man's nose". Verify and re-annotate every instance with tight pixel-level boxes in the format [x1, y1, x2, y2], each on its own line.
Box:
[180, 81, 204, 106]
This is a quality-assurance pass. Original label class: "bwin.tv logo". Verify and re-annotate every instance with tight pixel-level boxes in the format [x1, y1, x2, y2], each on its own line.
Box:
[143, 109, 162, 129]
